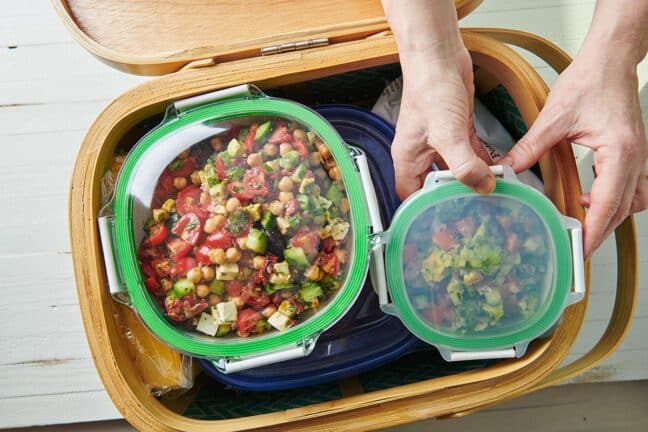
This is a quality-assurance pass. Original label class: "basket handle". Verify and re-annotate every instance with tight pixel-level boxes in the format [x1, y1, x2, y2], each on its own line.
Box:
[440, 29, 639, 418]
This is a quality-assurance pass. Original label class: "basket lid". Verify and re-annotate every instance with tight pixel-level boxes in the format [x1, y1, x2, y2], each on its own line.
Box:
[381, 166, 583, 358]
[53, 0, 483, 76]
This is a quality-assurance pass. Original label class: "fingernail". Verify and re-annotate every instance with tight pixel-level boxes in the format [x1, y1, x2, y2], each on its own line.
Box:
[476, 173, 495, 194]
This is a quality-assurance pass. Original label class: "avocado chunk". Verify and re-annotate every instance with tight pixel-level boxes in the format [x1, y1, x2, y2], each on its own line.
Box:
[227, 138, 245, 157]
[299, 282, 323, 302]
[260, 210, 276, 230]
[284, 247, 310, 267]
[279, 150, 300, 169]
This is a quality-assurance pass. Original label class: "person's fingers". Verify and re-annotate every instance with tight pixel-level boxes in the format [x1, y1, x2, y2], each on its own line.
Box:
[500, 103, 569, 172]
[630, 176, 648, 213]
[439, 125, 495, 194]
[579, 193, 591, 208]
[393, 158, 427, 199]
[582, 162, 629, 258]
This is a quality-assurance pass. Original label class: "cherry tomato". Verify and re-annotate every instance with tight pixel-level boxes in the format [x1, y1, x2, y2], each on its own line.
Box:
[321, 238, 337, 254]
[267, 124, 292, 145]
[228, 182, 255, 202]
[142, 223, 168, 248]
[242, 167, 269, 197]
[241, 286, 270, 309]
[318, 252, 340, 277]
[171, 213, 202, 246]
[176, 185, 208, 218]
[165, 294, 207, 322]
[151, 258, 173, 278]
[432, 229, 455, 251]
[225, 281, 245, 297]
[245, 124, 258, 154]
[236, 308, 262, 337]
[194, 244, 212, 265]
[168, 156, 197, 178]
[170, 257, 198, 278]
[290, 230, 320, 256]
[166, 237, 192, 259]
[144, 276, 163, 296]
[293, 138, 309, 159]
[205, 230, 234, 249]
[215, 156, 227, 181]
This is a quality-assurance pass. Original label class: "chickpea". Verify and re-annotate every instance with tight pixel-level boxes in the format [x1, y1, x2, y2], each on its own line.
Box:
[293, 129, 308, 142]
[201, 266, 215, 281]
[269, 200, 284, 216]
[209, 248, 226, 265]
[178, 149, 191, 159]
[152, 208, 168, 223]
[263, 143, 278, 157]
[328, 166, 341, 181]
[262, 305, 277, 319]
[225, 197, 241, 213]
[196, 284, 210, 298]
[210, 137, 224, 150]
[278, 176, 294, 192]
[225, 247, 241, 262]
[173, 176, 188, 190]
[334, 249, 349, 264]
[247, 152, 263, 167]
[279, 191, 294, 204]
[340, 198, 350, 214]
[160, 278, 173, 293]
[187, 267, 202, 284]
[304, 265, 323, 281]
[231, 296, 246, 309]
[236, 236, 247, 249]
[191, 171, 202, 185]
[204, 216, 218, 234]
[279, 143, 294, 156]
[308, 152, 321, 167]
[208, 293, 222, 306]
[252, 255, 267, 270]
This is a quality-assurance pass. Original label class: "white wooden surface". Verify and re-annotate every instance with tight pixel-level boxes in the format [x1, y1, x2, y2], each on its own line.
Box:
[0, 0, 646, 429]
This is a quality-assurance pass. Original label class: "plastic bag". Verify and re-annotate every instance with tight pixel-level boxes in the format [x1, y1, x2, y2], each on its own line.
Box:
[372, 76, 544, 191]
[102, 155, 196, 397]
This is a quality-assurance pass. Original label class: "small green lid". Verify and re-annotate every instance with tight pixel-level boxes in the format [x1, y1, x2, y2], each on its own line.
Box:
[111, 91, 370, 358]
[384, 175, 574, 353]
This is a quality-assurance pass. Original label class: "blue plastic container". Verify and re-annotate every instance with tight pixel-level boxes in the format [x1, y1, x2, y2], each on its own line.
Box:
[199, 105, 424, 391]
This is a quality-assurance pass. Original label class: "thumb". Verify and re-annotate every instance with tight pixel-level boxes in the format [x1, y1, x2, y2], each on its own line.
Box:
[441, 127, 495, 194]
[500, 105, 567, 171]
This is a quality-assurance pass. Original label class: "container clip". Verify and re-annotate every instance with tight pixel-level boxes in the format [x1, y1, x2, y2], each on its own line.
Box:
[173, 84, 264, 115]
[97, 216, 131, 305]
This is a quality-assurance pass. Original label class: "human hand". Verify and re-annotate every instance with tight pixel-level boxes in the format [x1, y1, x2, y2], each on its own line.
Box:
[392, 47, 495, 199]
[501, 51, 648, 258]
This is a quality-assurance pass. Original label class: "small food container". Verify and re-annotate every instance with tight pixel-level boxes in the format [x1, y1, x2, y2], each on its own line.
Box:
[98, 84, 585, 373]
[373, 165, 585, 361]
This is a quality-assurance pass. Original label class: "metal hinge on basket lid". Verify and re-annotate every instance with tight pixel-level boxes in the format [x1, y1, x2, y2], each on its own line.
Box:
[173, 84, 265, 114]
[261, 38, 329, 55]
[97, 215, 131, 305]
[212, 334, 320, 374]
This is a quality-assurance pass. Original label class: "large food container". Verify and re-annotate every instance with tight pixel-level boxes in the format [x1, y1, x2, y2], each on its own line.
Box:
[60, 0, 639, 430]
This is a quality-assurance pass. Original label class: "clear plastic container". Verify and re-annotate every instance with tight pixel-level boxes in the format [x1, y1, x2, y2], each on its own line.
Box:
[374, 166, 585, 361]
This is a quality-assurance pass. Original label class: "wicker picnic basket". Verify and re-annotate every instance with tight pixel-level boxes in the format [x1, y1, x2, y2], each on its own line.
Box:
[59, 0, 638, 430]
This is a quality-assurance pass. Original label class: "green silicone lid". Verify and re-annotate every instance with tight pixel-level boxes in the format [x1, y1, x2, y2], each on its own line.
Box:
[385, 178, 573, 352]
[112, 96, 370, 358]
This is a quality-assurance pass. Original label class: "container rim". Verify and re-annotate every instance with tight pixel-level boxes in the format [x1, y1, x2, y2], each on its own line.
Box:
[112, 97, 370, 358]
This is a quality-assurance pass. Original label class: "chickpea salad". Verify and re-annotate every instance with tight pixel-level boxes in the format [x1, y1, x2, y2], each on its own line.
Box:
[402, 196, 551, 335]
[137, 118, 352, 338]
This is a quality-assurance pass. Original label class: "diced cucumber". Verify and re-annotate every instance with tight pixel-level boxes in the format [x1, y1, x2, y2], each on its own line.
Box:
[226, 166, 246, 181]
[247, 228, 267, 254]
[284, 247, 309, 267]
[209, 279, 224, 295]
[299, 282, 323, 302]
[254, 121, 273, 141]
[260, 210, 276, 229]
[291, 164, 308, 182]
[173, 278, 194, 298]
[216, 263, 239, 280]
